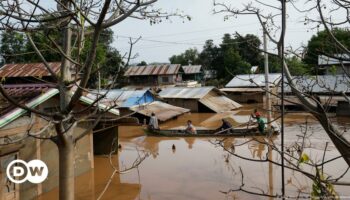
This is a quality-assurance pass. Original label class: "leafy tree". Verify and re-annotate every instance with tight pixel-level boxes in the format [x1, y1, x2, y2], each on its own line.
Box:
[0, 29, 123, 87]
[0, 31, 27, 64]
[220, 33, 237, 51]
[266, 55, 281, 73]
[222, 47, 250, 79]
[287, 56, 310, 75]
[23, 28, 62, 62]
[137, 61, 147, 66]
[199, 39, 220, 70]
[234, 34, 263, 66]
[304, 29, 350, 67]
[169, 48, 200, 65]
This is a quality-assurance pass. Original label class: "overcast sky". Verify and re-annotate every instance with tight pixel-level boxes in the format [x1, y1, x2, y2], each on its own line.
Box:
[110, 0, 322, 64]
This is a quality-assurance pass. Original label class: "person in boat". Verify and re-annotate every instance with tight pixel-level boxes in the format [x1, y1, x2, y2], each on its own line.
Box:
[256, 115, 266, 134]
[218, 119, 233, 134]
[148, 112, 159, 130]
[185, 120, 197, 134]
[251, 108, 261, 119]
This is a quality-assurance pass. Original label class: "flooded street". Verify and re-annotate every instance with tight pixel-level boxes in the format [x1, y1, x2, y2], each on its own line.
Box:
[40, 105, 350, 200]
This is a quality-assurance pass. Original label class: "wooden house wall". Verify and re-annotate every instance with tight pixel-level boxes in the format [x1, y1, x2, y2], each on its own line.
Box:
[164, 98, 199, 112]
[226, 92, 264, 103]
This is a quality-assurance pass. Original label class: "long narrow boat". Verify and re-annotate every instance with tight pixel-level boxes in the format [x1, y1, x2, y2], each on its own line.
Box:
[144, 127, 279, 137]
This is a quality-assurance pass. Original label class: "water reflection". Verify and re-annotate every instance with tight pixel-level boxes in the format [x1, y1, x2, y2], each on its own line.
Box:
[39, 155, 141, 200]
[40, 109, 350, 200]
[184, 138, 195, 149]
[248, 137, 267, 159]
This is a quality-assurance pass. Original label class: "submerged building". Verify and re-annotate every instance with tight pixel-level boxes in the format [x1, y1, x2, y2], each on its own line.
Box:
[124, 64, 184, 86]
[158, 87, 242, 113]
[0, 62, 119, 199]
[318, 54, 350, 75]
[182, 65, 204, 82]
[277, 75, 350, 115]
[88, 89, 189, 122]
[0, 84, 119, 199]
[222, 73, 282, 104]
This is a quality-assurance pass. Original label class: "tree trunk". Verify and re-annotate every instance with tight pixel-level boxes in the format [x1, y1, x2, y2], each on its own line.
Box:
[317, 115, 350, 166]
[57, 133, 75, 200]
[282, 61, 350, 166]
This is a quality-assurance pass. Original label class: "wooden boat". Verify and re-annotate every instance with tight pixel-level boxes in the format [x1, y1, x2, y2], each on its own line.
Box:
[144, 127, 279, 137]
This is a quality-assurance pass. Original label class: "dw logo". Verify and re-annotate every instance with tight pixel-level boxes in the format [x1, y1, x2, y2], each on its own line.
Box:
[6, 160, 48, 184]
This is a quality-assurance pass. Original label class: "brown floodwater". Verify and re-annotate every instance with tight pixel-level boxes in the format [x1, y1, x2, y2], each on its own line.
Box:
[40, 105, 350, 200]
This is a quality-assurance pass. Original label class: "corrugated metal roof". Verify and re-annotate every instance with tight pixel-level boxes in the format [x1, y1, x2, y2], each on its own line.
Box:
[2, 84, 54, 98]
[220, 88, 265, 92]
[79, 96, 120, 116]
[0, 88, 59, 128]
[124, 64, 182, 76]
[130, 101, 189, 122]
[225, 73, 282, 88]
[0, 84, 55, 115]
[0, 62, 61, 77]
[282, 75, 350, 93]
[182, 65, 202, 74]
[318, 54, 350, 66]
[0, 86, 120, 128]
[199, 92, 242, 113]
[159, 87, 218, 99]
[87, 89, 154, 107]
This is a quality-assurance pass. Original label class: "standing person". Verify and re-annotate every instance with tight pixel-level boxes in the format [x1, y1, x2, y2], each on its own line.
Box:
[148, 112, 159, 130]
[256, 116, 266, 134]
[185, 120, 197, 134]
[251, 108, 261, 119]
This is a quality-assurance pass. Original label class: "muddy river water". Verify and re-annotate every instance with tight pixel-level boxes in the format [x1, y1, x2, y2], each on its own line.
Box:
[40, 105, 350, 200]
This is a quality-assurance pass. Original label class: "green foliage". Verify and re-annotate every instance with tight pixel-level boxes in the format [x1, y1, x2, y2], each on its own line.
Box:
[287, 56, 310, 75]
[0, 29, 123, 88]
[266, 55, 281, 73]
[235, 34, 263, 66]
[137, 61, 148, 66]
[329, 65, 337, 75]
[298, 153, 310, 164]
[0, 31, 27, 64]
[304, 28, 350, 73]
[170, 33, 263, 82]
[169, 48, 200, 65]
[221, 47, 250, 80]
[311, 168, 339, 200]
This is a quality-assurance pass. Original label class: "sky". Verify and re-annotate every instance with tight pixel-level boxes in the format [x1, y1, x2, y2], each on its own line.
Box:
[110, 0, 321, 64]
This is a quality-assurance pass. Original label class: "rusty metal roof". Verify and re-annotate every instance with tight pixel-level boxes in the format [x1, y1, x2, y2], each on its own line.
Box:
[2, 84, 54, 98]
[0, 84, 55, 116]
[0, 62, 61, 77]
[124, 64, 182, 76]
[182, 65, 203, 74]
[130, 101, 190, 122]
[159, 87, 224, 99]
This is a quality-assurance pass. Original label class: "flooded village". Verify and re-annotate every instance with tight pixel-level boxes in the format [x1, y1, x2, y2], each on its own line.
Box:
[0, 1, 350, 200]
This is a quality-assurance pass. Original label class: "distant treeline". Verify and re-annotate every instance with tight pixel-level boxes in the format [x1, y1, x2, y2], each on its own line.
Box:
[168, 29, 350, 86]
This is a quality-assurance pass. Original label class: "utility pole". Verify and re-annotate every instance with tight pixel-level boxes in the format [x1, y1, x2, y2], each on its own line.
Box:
[263, 31, 272, 127]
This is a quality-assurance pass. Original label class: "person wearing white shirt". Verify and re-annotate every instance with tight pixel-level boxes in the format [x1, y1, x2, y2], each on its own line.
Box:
[148, 112, 159, 130]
